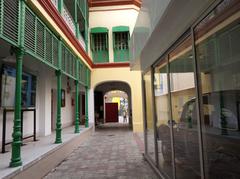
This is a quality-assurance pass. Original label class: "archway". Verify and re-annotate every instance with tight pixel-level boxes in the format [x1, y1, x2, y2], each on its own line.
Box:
[94, 81, 132, 129]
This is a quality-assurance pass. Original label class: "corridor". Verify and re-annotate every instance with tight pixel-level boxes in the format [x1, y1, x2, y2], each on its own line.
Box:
[44, 124, 158, 179]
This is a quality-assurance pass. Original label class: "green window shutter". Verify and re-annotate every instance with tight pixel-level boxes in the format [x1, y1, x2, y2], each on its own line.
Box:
[90, 27, 109, 63]
[112, 26, 130, 62]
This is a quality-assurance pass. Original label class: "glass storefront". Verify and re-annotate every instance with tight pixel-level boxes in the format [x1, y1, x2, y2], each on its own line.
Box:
[169, 36, 201, 178]
[195, 0, 240, 178]
[143, 0, 240, 178]
[154, 61, 173, 178]
[143, 70, 156, 163]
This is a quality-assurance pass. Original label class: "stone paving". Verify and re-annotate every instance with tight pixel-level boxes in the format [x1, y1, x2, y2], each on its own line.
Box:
[44, 124, 159, 179]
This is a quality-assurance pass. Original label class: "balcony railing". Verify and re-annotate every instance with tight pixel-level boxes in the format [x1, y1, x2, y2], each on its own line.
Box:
[79, 34, 86, 50]
[52, 0, 58, 8]
[62, 4, 76, 36]
[51, 0, 87, 50]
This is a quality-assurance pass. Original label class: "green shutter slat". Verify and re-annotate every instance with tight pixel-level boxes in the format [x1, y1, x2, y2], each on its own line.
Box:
[36, 20, 45, 58]
[25, 8, 36, 53]
[2, 0, 19, 45]
[113, 31, 130, 62]
[46, 30, 53, 64]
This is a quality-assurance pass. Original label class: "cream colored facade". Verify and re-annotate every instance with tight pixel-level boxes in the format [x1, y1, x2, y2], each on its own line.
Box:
[89, 5, 143, 132]
[91, 67, 143, 132]
[89, 5, 140, 62]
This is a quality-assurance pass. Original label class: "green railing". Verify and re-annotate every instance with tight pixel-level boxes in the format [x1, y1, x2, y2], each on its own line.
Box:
[0, 0, 90, 87]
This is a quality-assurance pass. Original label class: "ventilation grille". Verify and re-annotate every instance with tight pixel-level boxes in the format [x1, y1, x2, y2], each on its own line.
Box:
[36, 20, 44, 58]
[45, 30, 53, 64]
[2, 0, 19, 45]
[25, 8, 35, 52]
[24, 7, 60, 69]
[53, 36, 58, 67]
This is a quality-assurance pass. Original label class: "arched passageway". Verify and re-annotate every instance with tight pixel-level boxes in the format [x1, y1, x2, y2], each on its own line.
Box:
[94, 81, 132, 129]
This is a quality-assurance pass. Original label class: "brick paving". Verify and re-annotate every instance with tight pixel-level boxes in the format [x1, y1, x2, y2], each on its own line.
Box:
[44, 124, 159, 179]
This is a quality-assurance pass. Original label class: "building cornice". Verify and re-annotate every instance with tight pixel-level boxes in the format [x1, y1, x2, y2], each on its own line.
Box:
[88, 0, 141, 8]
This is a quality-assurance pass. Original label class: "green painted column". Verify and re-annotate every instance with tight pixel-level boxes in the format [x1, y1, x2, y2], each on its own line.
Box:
[75, 80, 80, 133]
[10, 47, 24, 167]
[55, 70, 62, 143]
[85, 86, 89, 128]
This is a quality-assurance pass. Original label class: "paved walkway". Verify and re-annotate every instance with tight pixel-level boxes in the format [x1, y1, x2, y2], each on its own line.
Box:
[44, 124, 159, 179]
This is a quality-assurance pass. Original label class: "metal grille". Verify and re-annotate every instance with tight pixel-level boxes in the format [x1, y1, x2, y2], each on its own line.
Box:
[25, 8, 35, 53]
[45, 29, 53, 64]
[36, 20, 45, 58]
[2, 0, 19, 45]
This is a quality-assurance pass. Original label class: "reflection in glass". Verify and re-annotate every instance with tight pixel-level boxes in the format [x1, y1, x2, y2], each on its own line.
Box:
[144, 71, 156, 163]
[169, 37, 201, 178]
[154, 62, 173, 178]
[195, 0, 240, 178]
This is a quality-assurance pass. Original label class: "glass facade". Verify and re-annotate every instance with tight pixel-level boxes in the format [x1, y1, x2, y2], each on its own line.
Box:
[169, 36, 201, 178]
[195, 0, 240, 178]
[143, 70, 156, 163]
[143, 0, 240, 178]
[154, 61, 173, 178]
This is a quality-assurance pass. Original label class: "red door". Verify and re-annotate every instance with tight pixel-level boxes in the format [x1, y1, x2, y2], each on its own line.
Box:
[105, 103, 118, 123]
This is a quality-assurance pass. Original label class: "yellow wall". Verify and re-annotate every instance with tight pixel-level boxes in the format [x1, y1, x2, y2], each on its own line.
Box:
[144, 72, 154, 130]
[91, 67, 143, 132]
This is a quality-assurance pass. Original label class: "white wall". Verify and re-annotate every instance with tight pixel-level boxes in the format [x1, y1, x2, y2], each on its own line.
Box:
[88, 88, 94, 127]
[0, 55, 76, 145]
[89, 5, 139, 62]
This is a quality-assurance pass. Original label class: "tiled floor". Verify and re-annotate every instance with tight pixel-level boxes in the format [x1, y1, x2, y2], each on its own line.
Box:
[0, 126, 90, 178]
[44, 123, 159, 179]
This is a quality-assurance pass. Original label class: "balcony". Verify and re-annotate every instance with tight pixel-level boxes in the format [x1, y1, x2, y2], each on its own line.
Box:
[79, 33, 86, 50]
[50, 0, 88, 51]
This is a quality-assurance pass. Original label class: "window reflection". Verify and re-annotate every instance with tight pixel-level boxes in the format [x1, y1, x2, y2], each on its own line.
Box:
[195, 0, 240, 178]
[169, 36, 201, 178]
[154, 61, 173, 178]
[144, 71, 156, 163]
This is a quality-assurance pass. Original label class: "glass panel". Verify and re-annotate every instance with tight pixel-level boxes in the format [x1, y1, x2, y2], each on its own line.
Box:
[169, 36, 201, 178]
[195, 0, 240, 178]
[144, 70, 156, 163]
[154, 61, 173, 178]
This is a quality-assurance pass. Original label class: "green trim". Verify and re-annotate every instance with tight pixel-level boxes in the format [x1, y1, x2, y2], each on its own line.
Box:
[90, 27, 108, 33]
[112, 26, 129, 32]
